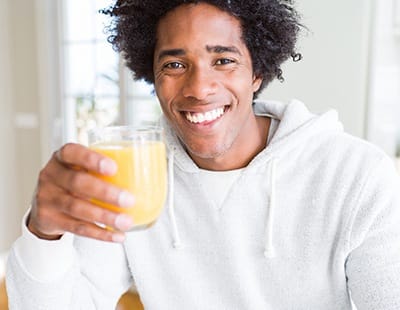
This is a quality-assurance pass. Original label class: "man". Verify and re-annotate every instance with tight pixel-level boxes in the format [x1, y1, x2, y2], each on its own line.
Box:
[6, 0, 400, 309]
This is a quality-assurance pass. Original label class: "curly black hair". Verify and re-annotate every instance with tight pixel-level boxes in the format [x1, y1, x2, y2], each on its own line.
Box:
[102, 0, 303, 97]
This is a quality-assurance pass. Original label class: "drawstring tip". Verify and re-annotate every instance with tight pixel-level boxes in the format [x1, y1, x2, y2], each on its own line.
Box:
[173, 241, 183, 249]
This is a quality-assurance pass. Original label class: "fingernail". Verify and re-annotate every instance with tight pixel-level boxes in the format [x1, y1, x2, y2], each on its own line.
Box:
[118, 191, 135, 208]
[115, 214, 134, 231]
[99, 158, 118, 175]
[112, 233, 126, 243]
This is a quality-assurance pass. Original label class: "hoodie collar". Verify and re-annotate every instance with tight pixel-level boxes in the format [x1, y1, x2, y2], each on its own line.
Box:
[161, 99, 344, 173]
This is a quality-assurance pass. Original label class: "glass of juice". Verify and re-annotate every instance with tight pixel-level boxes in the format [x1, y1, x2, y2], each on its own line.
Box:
[88, 126, 167, 230]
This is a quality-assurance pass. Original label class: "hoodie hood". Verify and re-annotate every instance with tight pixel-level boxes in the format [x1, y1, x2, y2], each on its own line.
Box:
[249, 99, 344, 169]
[161, 99, 344, 171]
[160, 99, 344, 254]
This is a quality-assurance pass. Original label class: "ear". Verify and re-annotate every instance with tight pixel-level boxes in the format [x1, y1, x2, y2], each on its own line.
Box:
[252, 75, 263, 93]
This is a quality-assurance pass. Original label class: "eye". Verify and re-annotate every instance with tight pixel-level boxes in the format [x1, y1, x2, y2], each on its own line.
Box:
[164, 62, 185, 70]
[215, 58, 235, 65]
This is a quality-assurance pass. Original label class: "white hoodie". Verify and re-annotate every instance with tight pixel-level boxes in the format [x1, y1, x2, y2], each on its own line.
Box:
[6, 100, 400, 309]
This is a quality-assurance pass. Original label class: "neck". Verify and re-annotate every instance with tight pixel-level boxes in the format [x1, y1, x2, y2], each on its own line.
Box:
[191, 116, 271, 171]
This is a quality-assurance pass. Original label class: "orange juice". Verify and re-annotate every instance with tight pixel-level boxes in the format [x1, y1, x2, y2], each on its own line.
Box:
[90, 141, 167, 227]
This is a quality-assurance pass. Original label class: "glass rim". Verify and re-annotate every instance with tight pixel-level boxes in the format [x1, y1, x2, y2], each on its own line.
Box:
[89, 125, 164, 135]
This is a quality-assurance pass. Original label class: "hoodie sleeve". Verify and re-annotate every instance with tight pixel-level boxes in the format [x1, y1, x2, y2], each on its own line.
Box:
[345, 155, 400, 310]
[6, 214, 133, 310]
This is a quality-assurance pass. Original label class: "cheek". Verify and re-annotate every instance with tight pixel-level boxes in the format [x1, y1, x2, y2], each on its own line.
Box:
[154, 83, 178, 123]
[155, 76, 178, 102]
[233, 79, 258, 103]
[229, 69, 257, 93]
[154, 81, 171, 107]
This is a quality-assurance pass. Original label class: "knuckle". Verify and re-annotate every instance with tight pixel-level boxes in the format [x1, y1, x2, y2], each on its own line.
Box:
[102, 185, 118, 203]
[34, 187, 47, 204]
[38, 167, 50, 182]
[57, 144, 67, 160]
[73, 223, 88, 236]
[57, 143, 75, 162]
[61, 142, 75, 153]
[70, 172, 86, 189]
[104, 231, 116, 242]
[33, 183, 55, 206]
[83, 151, 99, 166]
[51, 150, 59, 161]
[64, 197, 79, 214]
[98, 210, 116, 226]
[93, 227, 115, 242]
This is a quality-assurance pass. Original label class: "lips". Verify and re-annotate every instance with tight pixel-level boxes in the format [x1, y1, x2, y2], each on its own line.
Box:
[184, 107, 225, 124]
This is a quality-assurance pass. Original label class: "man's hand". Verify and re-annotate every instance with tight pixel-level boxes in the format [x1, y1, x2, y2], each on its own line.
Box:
[27, 143, 135, 242]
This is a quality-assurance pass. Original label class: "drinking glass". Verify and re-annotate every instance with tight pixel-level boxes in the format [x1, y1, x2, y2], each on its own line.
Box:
[88, 126, 167, 230]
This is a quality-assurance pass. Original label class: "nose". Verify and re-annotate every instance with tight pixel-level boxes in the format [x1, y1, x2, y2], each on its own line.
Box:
[181, 66, 218, 100]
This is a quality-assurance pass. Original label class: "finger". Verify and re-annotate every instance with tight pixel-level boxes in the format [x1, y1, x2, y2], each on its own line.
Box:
[30, 182, 133, 239]
[63, 216, 127, 243]
[56, 193, 135, 232]
[41, 210, 126, 243]
[56, 143, 117, 175]
[41, 160, 135, 208]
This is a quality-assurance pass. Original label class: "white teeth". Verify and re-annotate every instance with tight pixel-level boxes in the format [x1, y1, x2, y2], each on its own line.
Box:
[185, 107, 225, 124]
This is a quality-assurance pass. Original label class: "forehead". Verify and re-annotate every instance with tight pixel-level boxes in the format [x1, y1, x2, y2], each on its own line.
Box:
[155, 3, 245, 51]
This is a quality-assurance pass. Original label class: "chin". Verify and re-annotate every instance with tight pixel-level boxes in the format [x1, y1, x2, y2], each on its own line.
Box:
[186, 142, 230, 160]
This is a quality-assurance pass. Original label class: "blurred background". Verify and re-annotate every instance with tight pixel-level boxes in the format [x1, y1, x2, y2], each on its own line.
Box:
[0, 0, 400, 285]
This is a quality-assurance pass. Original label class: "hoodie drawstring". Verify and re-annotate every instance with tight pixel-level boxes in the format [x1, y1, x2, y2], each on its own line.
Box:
[167, 148, 277, 255]
[264, 158, 277, 258]
[167, 149, 182, 249]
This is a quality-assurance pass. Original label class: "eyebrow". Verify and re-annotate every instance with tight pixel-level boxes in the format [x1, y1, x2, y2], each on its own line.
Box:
[156, 45, 242, 62]
[206, 45, 242, 55]
[157, 49, 186, 61]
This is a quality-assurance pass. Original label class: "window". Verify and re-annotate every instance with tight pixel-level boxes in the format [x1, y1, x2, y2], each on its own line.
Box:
[394, 0, 400, 36]
[366, 0, 400, 169]
[61, 0, 161, 145]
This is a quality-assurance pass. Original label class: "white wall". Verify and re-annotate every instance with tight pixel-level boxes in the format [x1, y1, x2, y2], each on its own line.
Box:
[0, 0, 42, 252]
[0, 0, 18, 253]
[35, 0, 64, 162]
[367, 0, 400, 157]
[261, 0, 373, 138]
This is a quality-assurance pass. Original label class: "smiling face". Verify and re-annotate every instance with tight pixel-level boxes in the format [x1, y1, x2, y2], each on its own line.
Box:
[153, 3, 265, 170]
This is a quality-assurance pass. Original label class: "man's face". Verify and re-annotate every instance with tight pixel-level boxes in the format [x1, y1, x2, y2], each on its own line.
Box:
[153, 3, 262, 170]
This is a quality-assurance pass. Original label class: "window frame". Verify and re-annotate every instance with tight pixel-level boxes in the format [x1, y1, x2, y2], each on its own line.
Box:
[36, 0, 160, 154]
